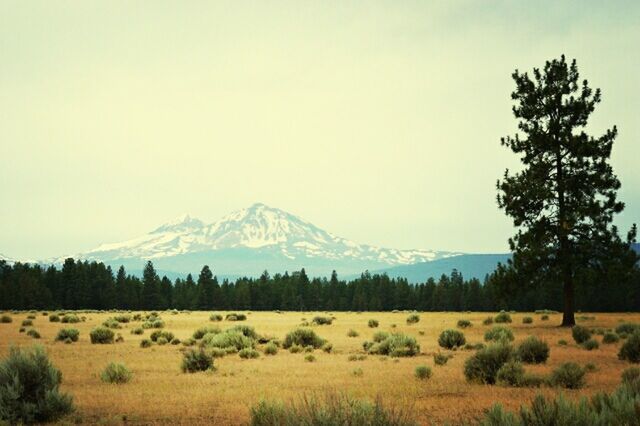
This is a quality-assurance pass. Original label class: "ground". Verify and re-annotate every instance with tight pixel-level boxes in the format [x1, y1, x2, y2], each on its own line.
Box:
[0, 310, 637, 425]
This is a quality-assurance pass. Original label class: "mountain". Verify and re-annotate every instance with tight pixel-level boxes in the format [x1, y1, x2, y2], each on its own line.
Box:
[52, 203, 461, 277]
[0, 253, 15, 265]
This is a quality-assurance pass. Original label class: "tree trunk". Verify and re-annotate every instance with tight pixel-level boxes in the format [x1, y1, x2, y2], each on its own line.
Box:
[561, 270, 575, 326]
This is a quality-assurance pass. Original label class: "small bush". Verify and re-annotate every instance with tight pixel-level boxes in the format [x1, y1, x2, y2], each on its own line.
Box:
[433, 353, 449, 366]
[348, 354, 367, 361]
[156, 337, 168, 345]
[494, 312, 512, 324]
[550, 362, 585, 389]
[621, 366, 640, 384]
[102, 319, 121, 329]
[373, 331, 390, 343]
[140, 339, 152, 348]
[209, 314, 223, 322]
[283, 328, 326, 349]
[61, 314, 80, 324]
[304, 354, 316, 362]
[239, 348, 260, 359]
[229, 325, 259, 340]
[615, 323, 640, 335]
[406, 314, 420, 325]
[618, 331, 640, 363]
[312, 316, 333, 325]
[457, 319, 472, 328]
[352, 368, 363, 377]
[571, 325, 592, 344]
[90, 327, 115, 344]
[100, 362, 132, 384]
[49, 314, 60, 322]
[463, 343, 513, 384]
[1, 315, 12, 323]
[558, 339, 568, 346]
[464, 343, 486, 351]
[264, 342, 278, 355]
[26, 329, 40, 339]
[202, 330, 255, 351]
[171, 338, 181, 345]
[602, 332, 619, 344]
[142, 319, 165, 329]
[368, 319, 379, 328]
[193, 326, 221, 340]
[55, 328, 79, 342]
[522, 316, 533, 324]
[22, 319, 33, 326]
[131, 327, 144, 335]
[438, 329, 466, 349]
[322, 343, 333, 353]
[496, 360, 525, 387]
[347, 329, 359, 338]
[289, 344, 302, 353]
[415, 365, 432, 380]
[516, 336, 549, 364]
[0, 345, 74, 423]
[483, 316, 494, 326]
[181, 349, 214, 373]
[584, 362, 597, 372]
[366, 333, 420, 357]
[150, 330, 175, 342]
[540, 314, 549, 320]
[582, 338, 599, 351]
[484, 326, 514, 343]
[113, 314, 130, 323]
[225, 313, 247, 321]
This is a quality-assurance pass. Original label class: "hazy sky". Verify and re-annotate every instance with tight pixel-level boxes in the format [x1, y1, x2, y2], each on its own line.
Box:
[1, 1, 639, 259]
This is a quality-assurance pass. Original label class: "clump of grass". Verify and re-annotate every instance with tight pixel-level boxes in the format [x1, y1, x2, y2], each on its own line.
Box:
[550, 362, 585, 389]
[516, 336, 549, 364]
[312, 316, 333, 325]
[21, 319, 33, 327]
[558, 339, 568, 346]
[239, 348, 260, 359]
[131, 327, 144, 335]
[347, 329, 359, 338]
[572, 325, 592, 344]
[494, 311, 512, 324]
[156, 337, 168, 345]
[615, 323, 640, 335]
[0, 314, 12, 323]
[348, 354, 367, 361]
[150, 330, 175, 342]
[90, 327, 115, 344]
[289, 344, 302, 354]
[483, 316, 494, 326]
[55, 328, 79, 342]
[322, 343, 333, 353]
[415, 365, 432, 380]
[140, 339, 152, 348]
[264, 342, 278, 355]
[304, 354, 316, 362]
[618, 331, 640, 363]
[352, 368, 363, 377]
[621, 366, 640, 384]
[0, 345, 74, 423]
[283, 328, 326, 349]
[438, 329, 466, 349]
[193, 326, 221, 340]
[209, 313, 223, 322]
[581, 338, 599, 351]
[584, 362, 597, 372]
[522, 316, 533, 324]
[602, 332, 619, 344]
[26, 329, 40, 339]
[464, 343, 513, 384]
[61, 314, 80, 324]
[368, 319, 379, 328]
[540, 314, 549, 320]
[457, 319, 472, 328]
[433, 353, 450, 366]
[49, 314, 60, 322]
[181, 348, 215, 373]
[406, 314, 420, 325]
[100, 362, 132, 384]
[484, 326, 514, 343]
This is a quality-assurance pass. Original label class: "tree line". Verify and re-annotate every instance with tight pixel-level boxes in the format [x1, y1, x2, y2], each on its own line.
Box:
[1, 257, 638, 312]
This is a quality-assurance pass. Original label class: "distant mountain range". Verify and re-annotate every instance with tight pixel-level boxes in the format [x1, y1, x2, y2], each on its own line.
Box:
[4, 208, 637, 282]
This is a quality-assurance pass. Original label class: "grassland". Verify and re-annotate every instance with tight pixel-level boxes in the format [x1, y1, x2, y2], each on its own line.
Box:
[0, 310, 638, 425]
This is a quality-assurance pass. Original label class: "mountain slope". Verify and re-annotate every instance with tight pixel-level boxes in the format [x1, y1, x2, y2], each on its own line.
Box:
[55, 203, 460, 277]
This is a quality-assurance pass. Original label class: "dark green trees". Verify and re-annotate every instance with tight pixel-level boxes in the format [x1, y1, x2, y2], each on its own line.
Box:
[497, 56, 637, 326]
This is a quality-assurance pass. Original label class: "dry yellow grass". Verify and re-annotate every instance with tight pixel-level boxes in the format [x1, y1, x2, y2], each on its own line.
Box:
[1, 310, 638, 425]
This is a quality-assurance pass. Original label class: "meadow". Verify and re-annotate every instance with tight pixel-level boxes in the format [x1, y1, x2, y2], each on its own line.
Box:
[1, 310, 639, 425]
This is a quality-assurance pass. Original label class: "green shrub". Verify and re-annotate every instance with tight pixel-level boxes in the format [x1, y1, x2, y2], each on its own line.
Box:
[463, 343, 513, 384]
[131, 327, 144, 335]
[209, 313, 223, 322]
[406, 314, 420, 325]
[102, 319, 121, 329]
[229, 325, 259, 340]
[100, 362, 132, 384]
[347, 329, 359, 338]
[602, 332, 620, 344]
[457, 319, 472, 328]
[584, 362, 597, 372]
[312, 316, 333, 325]
[283, 328, 326, 349]
[522, 316, 533, 324]
[496, 360, 525, 387]
[61, 314, 80, 324]
[225, 313, 247, 321]
[621, 366, 640, 384]
[433, 353, 449, 366]
[55, 328, 79, 342]
[156, 337, 168, 345]
[181, 349, 214, 373]
[150, 330, 175, 342]
[90, 327, 115, 344]
[550, 362, 585, 389]
[201, 330, 255, 351]
[582, 338, 599, 351]
[0, 345, 74, 423]
[304, 354, 316, 362]
[0, 315, 12, 323]
[193, 326, 221, 340]
[484, 326, 514, 343]
[289, 344, 302, 353]
[248, 393, 417, 426]
[368, 319, 379, 328]
[366, 333, 420, 357]
[516, 336, 549, 364]
[49, 314, 60, 322]
[464, 343, 486, 350]
[372, 331, 390, 343]
[618, 331, 640, 363]
[140, 339, 152, 348]
[483, 316, 494, 326]
[26, 329, 41, 339]
[415, 365, 432, 380]
[615, 323, 640, 335]
[572, 325, 592, 344]
[22, 319, 33, 326]
[142, 319, 165, 329]
[540, 314, 549, 320]
[348, 354, 367, 361]
[352, 367, 363, 377]
[171, 338, 181, 345]
[558, 339, 568, 346]
[438, 329, 466, 349]
[239, 348, 260, 359]
[113, 314, 130, 323]
[264, 342, 278, 355]
[19, 327, 25, 333]
[494, 312, 512, 324]
[322, 343, 333, 353]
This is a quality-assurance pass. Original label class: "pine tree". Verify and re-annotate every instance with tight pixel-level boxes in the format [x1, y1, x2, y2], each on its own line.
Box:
[196, 265, 215, 310]
[497, 55, 636, 326]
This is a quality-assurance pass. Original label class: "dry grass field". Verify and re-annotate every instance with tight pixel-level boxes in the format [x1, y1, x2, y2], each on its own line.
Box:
[1, 310, 638, 425]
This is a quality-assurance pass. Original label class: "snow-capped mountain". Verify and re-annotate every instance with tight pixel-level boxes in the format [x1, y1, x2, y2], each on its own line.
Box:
[51, 203, 460, 277]
[0, 253, 15, 265]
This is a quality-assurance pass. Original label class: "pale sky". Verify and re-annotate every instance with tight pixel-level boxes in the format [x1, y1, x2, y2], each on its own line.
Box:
[1, 1, 639, 260]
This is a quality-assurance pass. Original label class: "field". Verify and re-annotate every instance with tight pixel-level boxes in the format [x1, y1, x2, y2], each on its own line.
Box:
[1, 310, 638, 425]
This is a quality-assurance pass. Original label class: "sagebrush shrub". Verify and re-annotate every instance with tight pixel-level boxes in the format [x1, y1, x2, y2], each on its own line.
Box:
[239, 348, 260, 359]
[438, 329, 466, 349]
[366, 333, 420, 357]
[516, 336, 549, 364]
[572, 325, 592, 344]
[140, 339, 152, 348]
[415, 365, 432, 380]
[288, 344, 302, 353]
[368, 319, 379, 328]
[0, 345, 74, 423]
[484, 326, 514, 343]
[49, 314, 60, 322]
[113, 315, 130, 323]
[483, 316, 494, 326]
[61, 314, 80, 324]
[322, 343, 333, 353]
[540, 314, 549, 320]
[202, 330, 255, 351]
[463, 343, 513, 384]
[131, 327, 144, 335]
[457, 319, 472, 328]
[312, 316, 333, 325]
[550, 362, 585, 389]
[209, 314, 223, 322]
[225, 313, 247, 321]
[283, 328, 325, 349]
[406, 314, 420, 325]
[150, 330, 174, 342]
[616, 323, 640, 335]
[558, 339, 568, 346]
[26, 329, 40, 339]
[347, 329, 359, 338]
[193, 326, 221, 340]
[304, 354, 316, 362]
[156, 337, 168, 345]
[55, 328, 79, 342]
[372, 331, 390, 343]
[102, 319, 121, 329]
[522, 316, 533, 324]
[264, 342, 278, 355]
[433, 353, 449, 366]
[618, 331, 640, 363]
[602, 332, 619, 344]
[621, 366, 640, 384]
[348, 354, 367, 361]
[494, 312, 512, 324]
[582, 338, 599, 351]
[0, 315, 12, 323]
[90, 327, 115, 344]
[22, 319, 33, 326]
[100, 362, 132, 384]
[229, 325, 259, 340]
[496, 360, 525, 387]
[181, 349, 214, 373]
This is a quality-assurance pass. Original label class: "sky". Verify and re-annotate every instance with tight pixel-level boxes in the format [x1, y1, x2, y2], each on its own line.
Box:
[1, 1, 639, 260]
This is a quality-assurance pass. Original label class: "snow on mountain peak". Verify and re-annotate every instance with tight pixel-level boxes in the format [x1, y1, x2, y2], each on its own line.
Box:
[151, 213, 205, 234]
